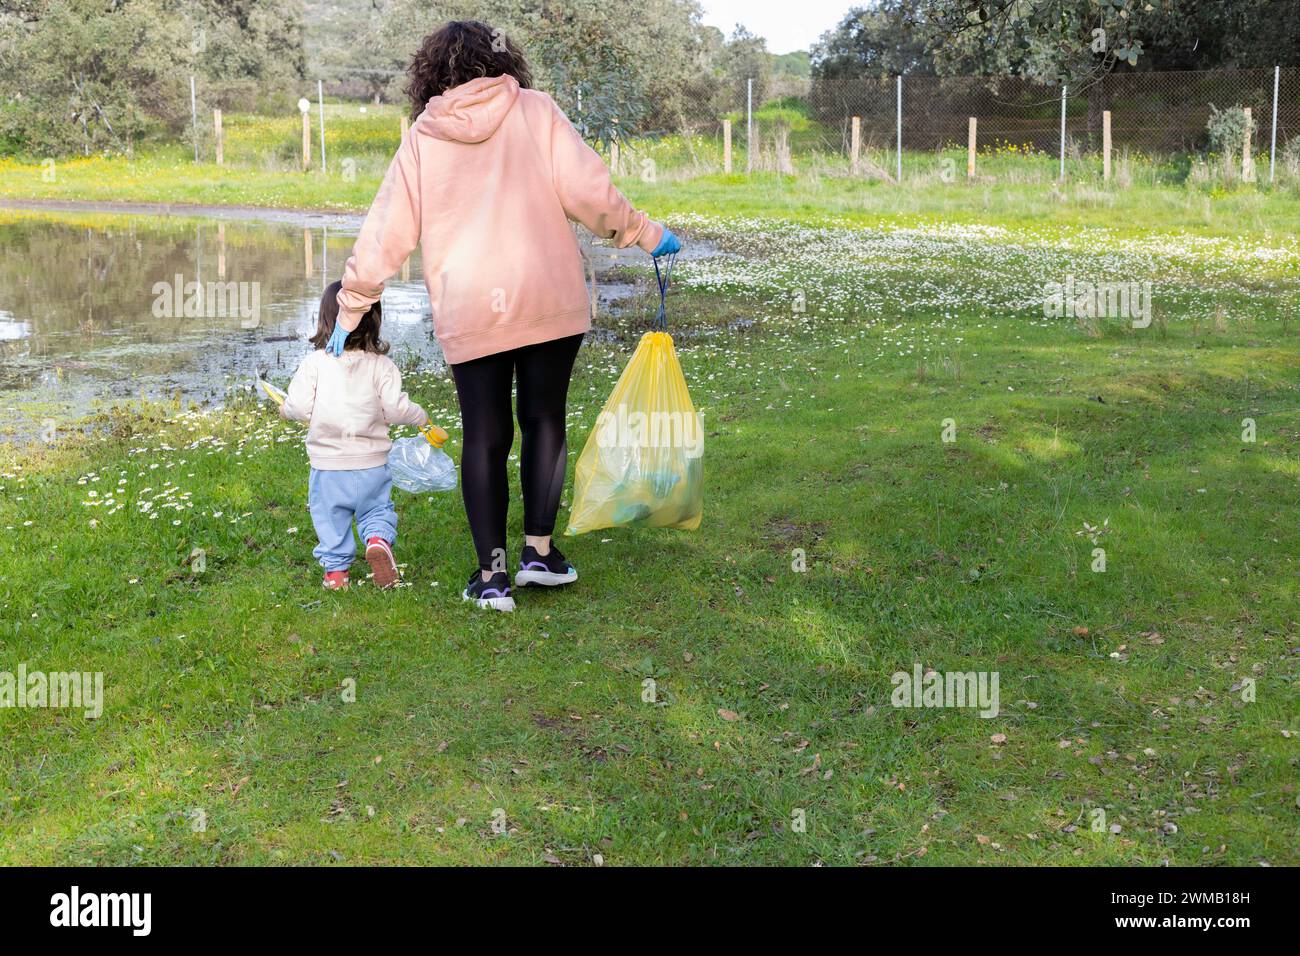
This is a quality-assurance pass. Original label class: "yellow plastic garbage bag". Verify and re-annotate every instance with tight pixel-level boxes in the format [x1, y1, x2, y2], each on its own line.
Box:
[565, 331, 703, 535]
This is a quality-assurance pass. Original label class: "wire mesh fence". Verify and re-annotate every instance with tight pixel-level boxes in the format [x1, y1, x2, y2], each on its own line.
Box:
[183, 67, 1300, 185]
[798, 69, 1298, 156]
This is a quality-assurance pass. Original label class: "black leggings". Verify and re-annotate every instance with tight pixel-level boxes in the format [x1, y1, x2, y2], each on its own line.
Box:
[450, 333, 584, 570]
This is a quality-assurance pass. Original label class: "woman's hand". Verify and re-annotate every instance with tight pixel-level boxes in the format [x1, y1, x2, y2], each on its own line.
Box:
[651, 227, 682, 258]
[325, 323, 349, 357]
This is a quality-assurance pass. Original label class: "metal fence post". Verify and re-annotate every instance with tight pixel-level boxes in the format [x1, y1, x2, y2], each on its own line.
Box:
[1270, 65, 1279, 184]
[746, 78, 753, 174]
[723, 118, 732, 173]
[1058, 85, 1067, 181]
[896, 75, 902, 183]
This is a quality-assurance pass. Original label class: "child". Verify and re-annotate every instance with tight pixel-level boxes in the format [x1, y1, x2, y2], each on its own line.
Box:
[281, 280, 429, 590]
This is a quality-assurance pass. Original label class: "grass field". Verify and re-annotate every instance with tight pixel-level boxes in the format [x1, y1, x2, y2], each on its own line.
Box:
[1, 165, 1298, 864]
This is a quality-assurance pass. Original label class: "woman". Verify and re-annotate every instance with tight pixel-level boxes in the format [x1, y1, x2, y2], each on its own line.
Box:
[329, 20, 680, 611]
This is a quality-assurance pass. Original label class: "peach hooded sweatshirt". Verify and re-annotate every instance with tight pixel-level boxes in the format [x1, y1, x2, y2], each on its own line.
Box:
[336, 74, 664, 365]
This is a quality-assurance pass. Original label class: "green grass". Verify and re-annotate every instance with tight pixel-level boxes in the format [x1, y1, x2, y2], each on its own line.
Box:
[4, 112, 1299, 234]
[1, 172, 1298, 865]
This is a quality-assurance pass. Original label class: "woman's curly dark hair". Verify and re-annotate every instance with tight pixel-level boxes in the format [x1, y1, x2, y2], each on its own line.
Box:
[404, 20, 533, 120]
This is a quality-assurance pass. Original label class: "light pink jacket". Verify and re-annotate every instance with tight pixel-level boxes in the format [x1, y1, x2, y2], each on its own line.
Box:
[336, 74, 664, 365]
[281, 349, 428, 470]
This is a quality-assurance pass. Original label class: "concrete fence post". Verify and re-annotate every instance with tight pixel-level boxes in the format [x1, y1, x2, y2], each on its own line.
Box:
[967, 117, 976, 180]
[1243, 107, 1255, 182]
[301, 112, 311, 172]
[1102, 110, 1112, 181]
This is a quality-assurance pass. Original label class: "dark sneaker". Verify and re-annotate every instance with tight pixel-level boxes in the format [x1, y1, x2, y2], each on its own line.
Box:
[462, 570, 515, 612]
[515, 545, 578, 588]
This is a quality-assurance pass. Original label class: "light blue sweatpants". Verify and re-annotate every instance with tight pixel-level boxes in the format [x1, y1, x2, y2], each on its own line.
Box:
[308, 465, 398, 572]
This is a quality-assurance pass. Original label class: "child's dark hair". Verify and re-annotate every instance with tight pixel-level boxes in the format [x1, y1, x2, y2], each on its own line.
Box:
[404, 20, 533, 121]
[311, 280, 388, 354]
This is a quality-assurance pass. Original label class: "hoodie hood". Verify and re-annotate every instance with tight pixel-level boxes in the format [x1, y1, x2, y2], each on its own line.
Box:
[416, 74, 520, 144]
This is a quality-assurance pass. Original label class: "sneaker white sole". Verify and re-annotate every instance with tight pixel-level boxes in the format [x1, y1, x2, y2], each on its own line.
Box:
[514, 568, 578, 587]
[461, 589, 516, 612]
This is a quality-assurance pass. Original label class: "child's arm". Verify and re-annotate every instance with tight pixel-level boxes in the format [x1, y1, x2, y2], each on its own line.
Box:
[280, 358, 319, 423]
[376, 361, 429, 428]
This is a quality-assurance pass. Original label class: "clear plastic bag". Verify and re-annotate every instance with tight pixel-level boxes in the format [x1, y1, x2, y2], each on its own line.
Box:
[565, 331, 703, 535]
[388, 426, 457, 494]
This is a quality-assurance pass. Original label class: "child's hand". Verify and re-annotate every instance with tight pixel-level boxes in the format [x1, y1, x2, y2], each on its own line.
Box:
[326, 323, 349, 357]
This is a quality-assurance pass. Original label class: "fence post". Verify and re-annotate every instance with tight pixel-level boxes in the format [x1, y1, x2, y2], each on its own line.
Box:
[1242, 107, 1256, 182]
[1270, 65, 1279, 184]
[1102, 110, 1111, 181]
[1058, 85, 1067, 181]
[851, 116, 861, 174]
[896, 75, 902, 183]
[967, 117, 976, 180]
[723, 118, 732, 173]
[213, 109, 223, 166]
[317, 79, 327, 174]
[302, 111, 311, 172]
[746, 78, 753, 174]
[189, 76, 198, 163]
[611, 139, 620, 174]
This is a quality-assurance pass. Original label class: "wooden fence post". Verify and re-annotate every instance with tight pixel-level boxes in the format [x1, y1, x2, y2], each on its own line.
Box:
[1242, 107, 1255, 182]
[213, 109, 223, 166]
[610, 139, 620, 175]
[723, 119, 732, 173]
[967, 117, 976, 180]
[302, 112, 311, 172]
[1102, 110, 1112, 181]
[850, 116, 861, 174]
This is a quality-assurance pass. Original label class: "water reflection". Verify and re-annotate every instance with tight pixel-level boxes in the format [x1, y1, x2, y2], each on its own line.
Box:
[0, 210, 440, 434]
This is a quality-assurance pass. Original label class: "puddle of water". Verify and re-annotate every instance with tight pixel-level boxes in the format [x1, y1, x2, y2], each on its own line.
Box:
[0, 211, 442, 437]
[0, 210, 720, 440]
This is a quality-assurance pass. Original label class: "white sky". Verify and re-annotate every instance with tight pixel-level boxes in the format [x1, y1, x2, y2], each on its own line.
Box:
[699, 0, 853, 54]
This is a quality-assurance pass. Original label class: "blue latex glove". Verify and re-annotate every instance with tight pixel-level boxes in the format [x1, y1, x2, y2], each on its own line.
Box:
[651, 227, 681, 258]
[325, 322, 349, 357]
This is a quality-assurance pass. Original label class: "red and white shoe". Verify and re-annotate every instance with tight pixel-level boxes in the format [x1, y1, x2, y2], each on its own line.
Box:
[365, 536, 399, 589]
[322, 570, 350, 591]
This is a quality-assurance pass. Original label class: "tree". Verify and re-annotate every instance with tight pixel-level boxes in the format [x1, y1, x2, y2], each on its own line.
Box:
[812, 2, 935, 80]
[0, 0, 307, 156]
[0, 0, 190, 155]
[715, 25, 771, 112]
[913, 0, 1165, 84]
[379, 0, 717, 143]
